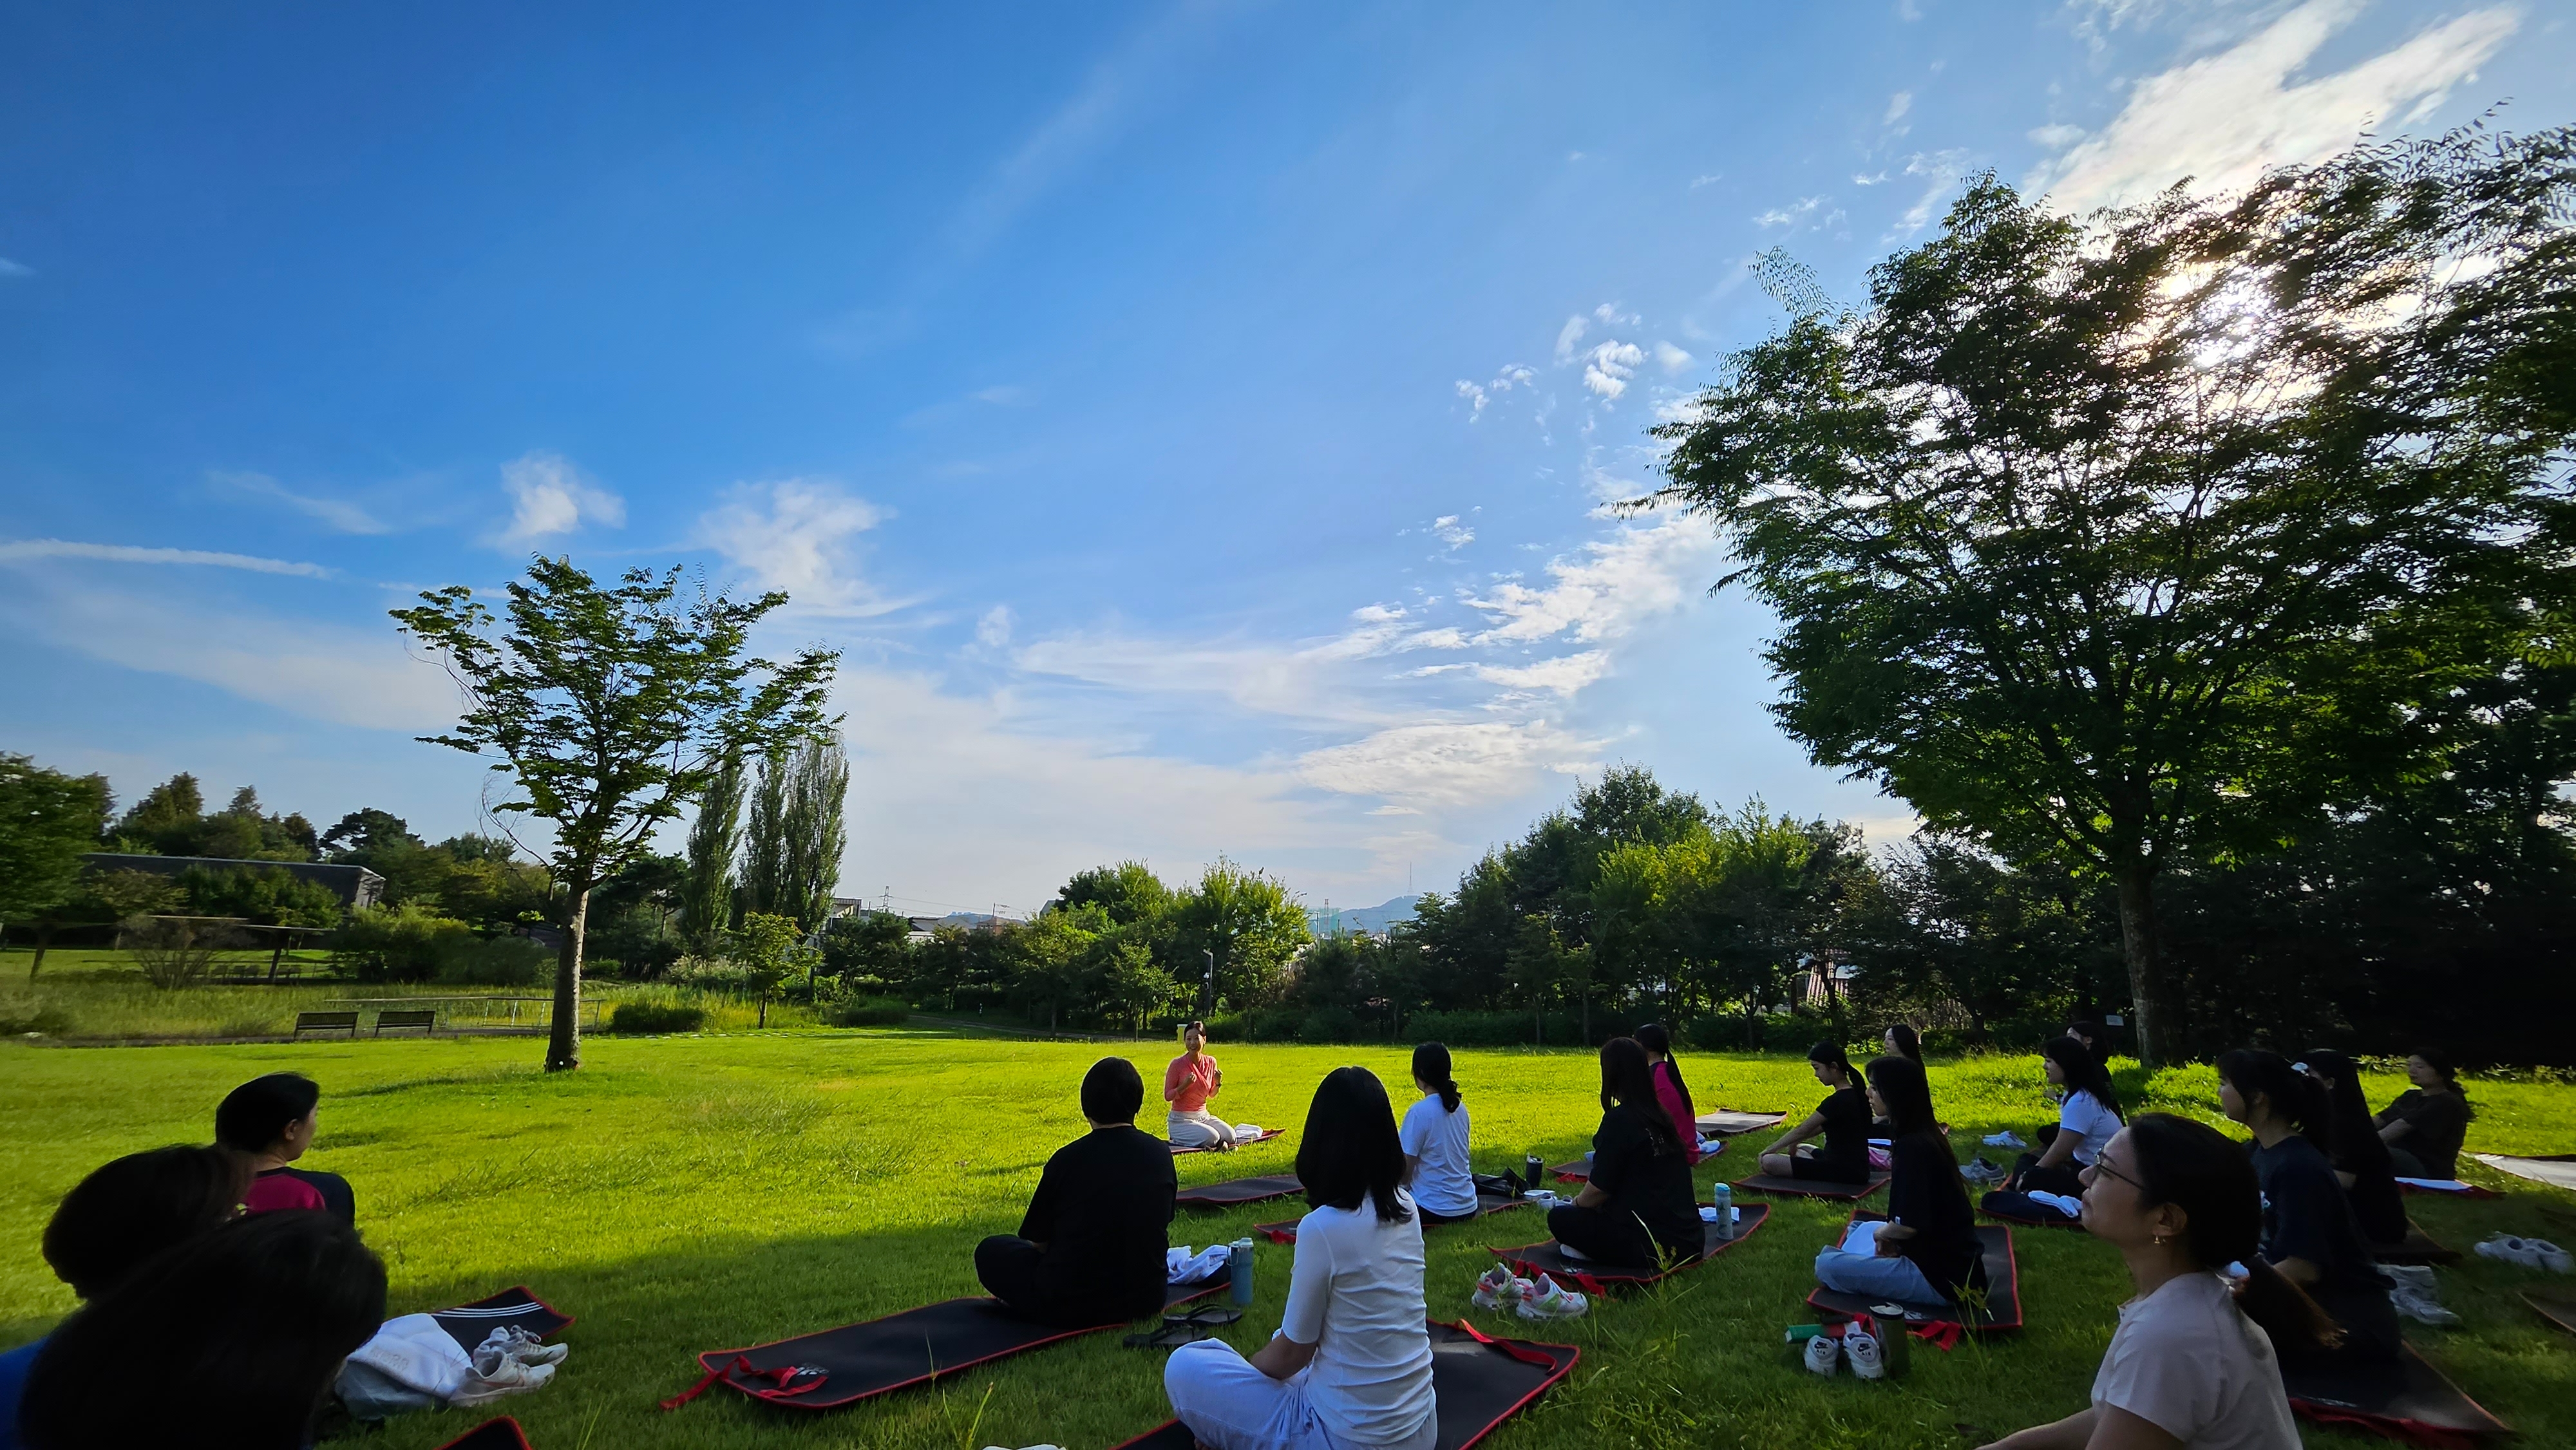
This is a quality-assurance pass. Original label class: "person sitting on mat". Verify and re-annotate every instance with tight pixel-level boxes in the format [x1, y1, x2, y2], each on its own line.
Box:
[2063, 1019, 2114, 1071]
[1883, 1022, 1924, 1064]
[2373, 1048, 2472, 1181]
[2218, 1048, 2401, 1371]
[216, 1072, 355, 1223]
[977, 1057, 1177, 1327]
[0, 1145, 247, 1450]
[2298, 1049, 2407, 1247]
[1815, 1055, 1980, 1304]
[1977, 1113, 2311, 1450]
[1165, 1066, 1435, 1450]
[1166, 1021, 1238, 1151]
[1634, 1022, 1701, 1165]
[19, 1210, 386, 1450]
[1548, 1037, 1701, 1270]
[1398, 1042, 1478, 1224]
[1758, 1040, 1871, 1183]
[2001, 1036, 2124, 1198]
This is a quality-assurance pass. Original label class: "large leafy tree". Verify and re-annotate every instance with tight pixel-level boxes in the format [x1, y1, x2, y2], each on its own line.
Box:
[1654, 129, 2576, 1064]
[0, 755, 111, 966]
[1164, 858, 1311, 1010]
[393, 558, 838, 1071]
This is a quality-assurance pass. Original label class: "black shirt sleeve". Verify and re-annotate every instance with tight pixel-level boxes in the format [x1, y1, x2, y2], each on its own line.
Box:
[1019, 1147, 1065, 1243]
[284, 1168, 355, 1227]
[1885, 1134, 1979, 1297]
[1588, 1107, 1649, 1199]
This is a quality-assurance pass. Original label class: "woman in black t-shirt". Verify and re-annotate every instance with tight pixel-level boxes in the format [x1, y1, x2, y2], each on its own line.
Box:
[1546, 1038, 1700, 1271]
[1758, 1041, 1870, 1183]
[1815, 1055, 1981, 1303]
[2299, 1048, 2408, 1247]
[2374, 1050, 2472, 1181]
[2219, 1050, 2401, 1370]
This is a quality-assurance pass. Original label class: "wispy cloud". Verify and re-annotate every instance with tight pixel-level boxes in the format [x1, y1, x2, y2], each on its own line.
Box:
[0, 538, 332, 578]
[495, 451, 625, 548]
[1296, 720, 1606, 810]
[1582, 341, 1645, 400]
[1753, 195, 1842, 230]
[698, 477, 895, 617]
[2028, 0, 2517, 213]
[0, 258, 31, 278]
[1886, 147, 1973, 240]
[209, 470, 392, 536]
[1884, 90, 1915, 126]
[1459, 514, 1719, 646]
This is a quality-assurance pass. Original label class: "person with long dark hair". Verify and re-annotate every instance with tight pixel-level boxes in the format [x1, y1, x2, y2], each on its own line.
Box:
[976, 1057, 1177, 1326]
[1978, 1114, 2308, 1449]
[1165, 1067, 1434, 1450]
[0, 1146, 247, 1446]
[1883, 1023, 1923, 1064]
[2002, 1037, 2125, 1198]
[1165, 1021, 1240, 1151]
[2218, 1049, 2401, 1371]
[2298, 1049, 2408, 1247]
[215, 1072, 354, 1223]
[1814, 1057, 1981, 1303]
[1633, 1022, 1701, 1163]
[1547, 1038, 1701, 1271]
[1758, 1041, 1870, 1183]
[1398, 1042, 1477, 1223]
[19, 1210, 387, 1450]
[2374, 1050, 2473, 1181]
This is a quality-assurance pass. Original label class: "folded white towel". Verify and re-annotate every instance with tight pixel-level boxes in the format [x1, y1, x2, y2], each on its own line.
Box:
[2025, 1191, 2082, 1218]
[1166, 1245, 1233, 1284]
[1696, 1206, 1743, 1223]
[1233, 1124, 1262, 1138]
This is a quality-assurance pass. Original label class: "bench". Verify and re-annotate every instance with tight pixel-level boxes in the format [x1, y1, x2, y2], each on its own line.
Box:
[292, 1011, 360, 1039]
[375, 1009, 439, 1037]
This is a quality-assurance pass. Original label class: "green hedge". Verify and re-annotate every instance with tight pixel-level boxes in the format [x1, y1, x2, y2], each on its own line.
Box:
[608, 1003, 707, 1035]
[827, 995, 910, 1028]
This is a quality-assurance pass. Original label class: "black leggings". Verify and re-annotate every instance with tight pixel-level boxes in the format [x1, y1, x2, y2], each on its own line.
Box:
[2007, 1153, 2084, 1196]
[1418, 1203, 1478, 1227]
[1546, 1204, 1696, 1271]
[974, 1235, 1157, 1328]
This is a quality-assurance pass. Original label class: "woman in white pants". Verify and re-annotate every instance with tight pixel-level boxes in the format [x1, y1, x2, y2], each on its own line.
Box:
[1165, 1021, 1238, 1150]
[1165, 1067, 1434, 1450]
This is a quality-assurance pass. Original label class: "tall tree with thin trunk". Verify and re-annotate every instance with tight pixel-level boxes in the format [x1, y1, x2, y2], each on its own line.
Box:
[781, 732, 849, 932]
[1652, 128, 2576, 1064]
[679, 750, 746, 951]
[393, 559, 838, 1071]
[737, 748, 790, 924]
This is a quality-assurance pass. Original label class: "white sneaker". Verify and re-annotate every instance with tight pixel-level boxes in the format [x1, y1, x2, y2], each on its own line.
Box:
[454, 1355, 554, 1406]
[1842, 1328, 1886, 1380]
[2533, 1240, 2573, 1274]
[1983, 1131, 2027, 1150]
[1803, 1332, 1840, 1376]
[480, 1324, 569, 1368]
[2476, 1234, 2545, 1269]
[1471, 1264, 1519, 1310]
[1516, 1274, 1589, 1320]
[2390, 1285, 2462, 1326]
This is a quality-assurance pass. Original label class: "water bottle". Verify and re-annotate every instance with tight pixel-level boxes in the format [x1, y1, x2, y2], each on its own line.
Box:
[1523, 1153, 1544, 1194]
[1710, 1183, 1734, 1241]
[1229, 1238, 1255, 1305]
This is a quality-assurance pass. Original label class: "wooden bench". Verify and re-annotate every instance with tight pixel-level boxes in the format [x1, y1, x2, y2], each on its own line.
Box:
[292, 1011, 360, 1039]
[374, 1009, 439, 1037]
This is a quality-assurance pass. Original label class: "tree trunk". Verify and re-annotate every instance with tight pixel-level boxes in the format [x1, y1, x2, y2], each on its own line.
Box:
[1580, 987, 1592, 1047]
[30, 923, 51, 979]
[546, 881, 590, 1073]
[2114, 864, 2180, 1068]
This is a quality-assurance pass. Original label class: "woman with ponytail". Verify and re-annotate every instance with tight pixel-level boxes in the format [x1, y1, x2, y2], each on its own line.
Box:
[1398, 1042, 1478, 1223]
[2217, 1049, 2401, 1371]
[1633, 1022, 1702, 1164]
[2298, 1049, 2407, 1247]
[1758, 1041, 1871, 1183]
[1979, 1113, 2306, 1449]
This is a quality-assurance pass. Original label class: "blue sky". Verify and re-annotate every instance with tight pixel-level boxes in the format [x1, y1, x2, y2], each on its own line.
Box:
[5, 1, 2566, 918]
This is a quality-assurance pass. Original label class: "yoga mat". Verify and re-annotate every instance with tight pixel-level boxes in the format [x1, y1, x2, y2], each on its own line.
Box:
[2397, 1177, 2503, 1199]
[2523, 1289, 2576, 1336]
[431, 1286, 574, 1355]
[1977, 1191, 2085, 1231]
[1490, 1203, 1771, 1294]
[1108, 1320, 1578, 1450]
[2372, 1222, 2461, 1267]
[2285, 1345, 2509, 1445]
[1806, 1212, 2021, 1333]
[1730, 1170, 1890, 1202]
[1175, 1174, 1303, 1209]
[1170, 1127, 1286, 1154]
[665, 1280, 1224, 1411]
[433, 1420, 532, 1450]
[2474, 1153, 2576, 1193]
[1698, 1109, 1788, 1136]
[1256, 1191, 1532, 1243]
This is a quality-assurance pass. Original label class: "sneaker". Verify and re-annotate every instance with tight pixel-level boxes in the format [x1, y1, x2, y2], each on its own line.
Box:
[2390, 1284, 2461, 1326]
[2533, 1240, 2573, 1274]
[1470, 1264, 1520, 1311]
[482, 1324, 569, 1368]
[1842, 1328, 1886, 1380]
[1517, 1274, 1589, 1320]
[1983, 1131, 2028, 1150]
[1803, 1332, 1841, 1376]
[455, 1355, 555, 1405]
[2476, 1234, 2545, 1269]
[1958, 1157, 2004, 1185]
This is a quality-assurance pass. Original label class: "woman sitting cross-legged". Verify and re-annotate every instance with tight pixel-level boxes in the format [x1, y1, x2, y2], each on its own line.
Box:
[2218, 1049, 2402, 1372]
[1814, 1056, 1981, 1304]
[2298, 1048, 2408, 1249]
[216, 1072, 355, 1223]
[2373, 1048, 2473, 1182]
[1634, 1022, 1701, 1165]
[1165, 1066, 1434, 1450]
[1979, 1114, 2313, 1450]
[2002, 1036, 2126, 1199]
[1546, 1037, 1701, 1272]
[976, 1057, 1177, 1327]
[1399, 1042, 1478, 1225]
[1165, 1021, 1238, 1151]
[1758, 1040, 1871, 1184]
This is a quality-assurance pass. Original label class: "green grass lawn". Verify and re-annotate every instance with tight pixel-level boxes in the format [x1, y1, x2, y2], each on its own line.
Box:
[3, 1031, 2571, 1450]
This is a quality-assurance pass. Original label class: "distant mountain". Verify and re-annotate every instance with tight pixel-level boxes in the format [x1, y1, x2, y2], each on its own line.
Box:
[1307, 894, 1423, 937]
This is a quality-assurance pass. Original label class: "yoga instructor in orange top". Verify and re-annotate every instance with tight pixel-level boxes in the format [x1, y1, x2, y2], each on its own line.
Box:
[1166, 1021, 1239, 1150]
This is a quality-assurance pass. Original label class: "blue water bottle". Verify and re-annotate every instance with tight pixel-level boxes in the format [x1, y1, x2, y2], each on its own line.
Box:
[1229, 1238, 1255, 1305]
[1710, 1183, 1734, 1241]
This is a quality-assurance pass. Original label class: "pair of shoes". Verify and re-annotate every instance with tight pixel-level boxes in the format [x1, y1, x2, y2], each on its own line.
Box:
[1801, 1329, 1886, 1379]
[2475, 1234, 2572, 1272]
[1470, 1264, 1533, 1311]
[2384, 1270, 2461, 1327]
[482, 1324, 569, 1368]
[1515, 1274, 1588, 1321]
[1982, 1131, 2028, 1150]
[1958, 1157, 2005, 1185]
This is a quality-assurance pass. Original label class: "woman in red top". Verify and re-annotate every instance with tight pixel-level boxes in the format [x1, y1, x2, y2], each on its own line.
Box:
[1166, 1021, 1238, 1150]
[1634, 1022, 1700, 1165]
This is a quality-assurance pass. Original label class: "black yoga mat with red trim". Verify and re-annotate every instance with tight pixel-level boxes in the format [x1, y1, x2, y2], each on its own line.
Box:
[1804, 1210, 2021, 1333]
[1489, 1203, 1770, 1294]
[433, 1419, 532, 1450]
[1170, 1127, 1287, 1154]
[1256, 1191, 1532, 1243]
[1108, 1320, 1578, 1450]
[1730, 1169, 1890, 1201]
[2285, 1345, 2509, 1447]
[431, 1286, 574, 1355]
[1976, 1191, 2087, 1231]
[1553, 1138, 1723, 1183]
[2371, 1221, 2460, 1266]
[665, 1279, 1225, 1411]
[1176, 1174, 1303, 1208]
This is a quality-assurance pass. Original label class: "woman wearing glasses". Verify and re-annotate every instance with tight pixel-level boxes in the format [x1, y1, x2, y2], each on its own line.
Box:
[1979, 1114, 2312, 1450]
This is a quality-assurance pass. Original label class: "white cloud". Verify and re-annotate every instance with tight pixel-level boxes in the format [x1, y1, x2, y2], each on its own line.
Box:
[1888, 147, 1974, 240]
[2028, 0, 2517, 213]
[1455, 379, 1488, 417]
[1853, 171, 1890, 186]
[1461, 514, 1719, 645]
[0, 538, 331, 578]
[1653, 341, 1694, 374]
[1582, 341, 1645, 399]
[976, 605, 1015, 648]
[1885, 91, 1915, 126]
[698, 477, 894, 616]
[1552, 315, 1589, 362]
[1431, 515, 1475, 551]
[1296, 720, 1605, 809]
[1472, 651, 1611, 697]
[1754, 196, 1832, 229]
[0, 258, 31, 278]
[208, 470, 391, 536]
[495, 451, 625, 547]
[1689, 173, 1723, 189]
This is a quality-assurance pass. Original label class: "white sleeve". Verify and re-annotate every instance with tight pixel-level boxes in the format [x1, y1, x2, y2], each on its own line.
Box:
[2094, 1316, 2217, 1442]
[1280, 1218, 1333, 1346]
[1398, 1100, 1426, 1156]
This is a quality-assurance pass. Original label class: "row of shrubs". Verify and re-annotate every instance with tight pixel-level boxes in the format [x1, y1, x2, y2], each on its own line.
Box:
[604, 991, 911, 1035]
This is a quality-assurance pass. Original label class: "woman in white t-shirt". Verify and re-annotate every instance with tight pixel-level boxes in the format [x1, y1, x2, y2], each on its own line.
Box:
[1981, 1113, 2324, 1450]
[1166, 1066, 1435, 1450]
[1398, 1042, 1479, 1223]
[2004, 1036, 2126, 1198]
